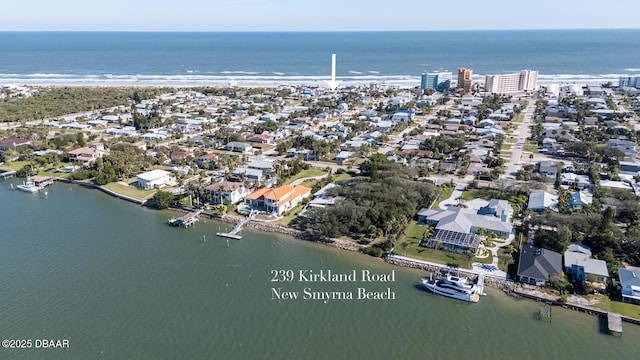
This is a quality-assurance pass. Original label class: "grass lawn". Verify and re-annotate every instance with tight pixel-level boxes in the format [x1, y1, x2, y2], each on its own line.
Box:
[398, 221, 475, 269]
[334, 172, 353, 182]
[591, 296, 640, 319]
[278, 203, 305, 226]
[523, 143, 538, 153]
[102, 182, 157, 201]
[512, 114, 525, 123]
[434, 186, 454, 208]
[0, 161, 30, 171]
[284, 167, 327, 184]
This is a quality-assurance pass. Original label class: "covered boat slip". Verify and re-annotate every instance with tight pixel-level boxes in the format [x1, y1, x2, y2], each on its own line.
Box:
[30, 175, 54, 187]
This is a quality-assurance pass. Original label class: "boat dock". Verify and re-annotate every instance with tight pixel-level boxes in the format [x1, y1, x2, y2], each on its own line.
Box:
[608, 313, 623, 336]
[476, 273, 486, 295]
[216, 211, 255, 240]
[0, 170, 17, 180]
[31, 175, 54, 188]
[168, 209, 204, 227]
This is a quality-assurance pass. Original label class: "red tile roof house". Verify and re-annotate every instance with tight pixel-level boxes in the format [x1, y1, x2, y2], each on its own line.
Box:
[0, 137, 32, 152]
[244, 184, 311, 216]
[169, 150, 194, 162]
[248, 134, 274, 144]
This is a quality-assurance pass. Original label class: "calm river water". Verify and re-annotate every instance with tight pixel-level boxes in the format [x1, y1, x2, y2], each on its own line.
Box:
[1, 182, 638, 359]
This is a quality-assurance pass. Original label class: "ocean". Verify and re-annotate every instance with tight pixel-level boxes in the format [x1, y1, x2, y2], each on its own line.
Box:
[1, 182, 640, 359]
[0, 30, 639, 87]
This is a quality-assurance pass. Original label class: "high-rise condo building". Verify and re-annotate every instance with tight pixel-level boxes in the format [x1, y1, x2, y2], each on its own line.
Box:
[420, 71, 453, 91]
[484, 70, 538, 94]
[619, 76, 640, 89]
[457, 67, 474, 92]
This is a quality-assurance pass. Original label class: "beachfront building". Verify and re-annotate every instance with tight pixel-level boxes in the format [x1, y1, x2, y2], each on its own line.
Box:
[244, 184, 311, 215]
[484, 70, 538, 94]
[457, 67, 474, 92]
[618, 268, 640, 304]
[205, 180, 249, 205]
[421, 72, 452, 91]
[136, 169, 173, 190]
[517, 245, 563, 286]
[563, 243, 609, 285]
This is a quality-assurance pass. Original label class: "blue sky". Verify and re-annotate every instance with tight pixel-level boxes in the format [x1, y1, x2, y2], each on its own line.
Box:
[1, 0, 639, 31]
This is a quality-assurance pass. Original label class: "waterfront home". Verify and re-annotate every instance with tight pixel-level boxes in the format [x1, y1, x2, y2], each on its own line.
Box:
[516, 245, 563, 286]
[244, 184, 311, 215]
[563, 243, 609, 285]
[68, 143, 108, 166]
[136, 169, 173, 190]
[527, 190, 559, 213]
[618, 268, 640, 304]
[417, 204, 513, 255]
[205, 180, 249, 205]
[225, 141, 253, 154]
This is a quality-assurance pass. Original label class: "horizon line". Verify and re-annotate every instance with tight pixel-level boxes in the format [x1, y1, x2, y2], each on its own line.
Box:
[0, 27, 639, 33]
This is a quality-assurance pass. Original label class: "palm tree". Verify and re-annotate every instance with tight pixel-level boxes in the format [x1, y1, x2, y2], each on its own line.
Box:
[463, 249, 474, 269]
[422, 225, 434, 241]
[434, 238, 442, 255]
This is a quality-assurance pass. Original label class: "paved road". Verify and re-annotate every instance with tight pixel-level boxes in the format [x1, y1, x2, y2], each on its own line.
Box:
[501, 98, 536, 179]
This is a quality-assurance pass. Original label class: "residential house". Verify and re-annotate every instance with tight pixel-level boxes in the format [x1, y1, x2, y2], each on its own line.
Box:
[170, 150, 194, 162]
[564, 243, 609, 284]
[569, 191, 593, 211]
[225, 142, 253, 154]
[197, 153, 218, 168]
[517, 245, 563, 286]
[561, 173, 591, 190]
[246, 159, 275, 173]
[618, 268, 640, 304]
[335, 151, 354, 165]
[528, 190, 559, 213]
[137, 169, 173, 190]
[536, 161, 559, 178]
[0, 137, 31, 152]
[233, 167, 264, 183]
[248, 134, 274, 144]
[205, 180, 249, 205]
[608, 139, 638, 159]
[417, 202, 514, 254]
[68, 143, 107, 166]
[244, 184, 311, 215]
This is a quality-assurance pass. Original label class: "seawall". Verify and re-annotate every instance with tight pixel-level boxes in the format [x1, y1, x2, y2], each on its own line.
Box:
[55, 178, 146, 205]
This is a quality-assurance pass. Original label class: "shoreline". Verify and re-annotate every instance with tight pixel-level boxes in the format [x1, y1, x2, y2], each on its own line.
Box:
[17, 179, 640, 324]
[0, 76, 618, 89]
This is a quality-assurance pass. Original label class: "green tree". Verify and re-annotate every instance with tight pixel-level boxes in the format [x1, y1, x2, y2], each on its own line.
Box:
[151, 191, 175, 209]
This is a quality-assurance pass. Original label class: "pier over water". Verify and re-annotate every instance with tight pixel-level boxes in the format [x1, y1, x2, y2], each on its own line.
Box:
[168, 209, 203, 228]
[216, 211, 256, 240]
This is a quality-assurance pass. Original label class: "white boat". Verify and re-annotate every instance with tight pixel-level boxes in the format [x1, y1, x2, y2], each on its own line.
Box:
[421, 274, 480, 303]
[16, 177, 40, 193]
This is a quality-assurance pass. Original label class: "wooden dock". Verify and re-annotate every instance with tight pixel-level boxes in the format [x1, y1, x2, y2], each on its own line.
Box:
[216, 211, 255, 240]
[476, 273, 486, 295]
[608, 313, 623, 336]
[0, 170, 17, 180]
[168, 209, 204, 228]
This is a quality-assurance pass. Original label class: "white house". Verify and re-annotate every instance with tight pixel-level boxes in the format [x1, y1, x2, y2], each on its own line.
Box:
[137, 169, 173, 190]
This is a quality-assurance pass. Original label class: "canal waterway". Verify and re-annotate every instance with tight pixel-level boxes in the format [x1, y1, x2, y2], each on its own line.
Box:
[1, 182, 639, 359]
